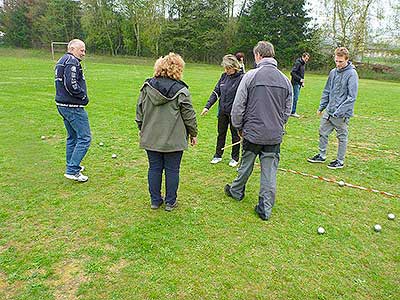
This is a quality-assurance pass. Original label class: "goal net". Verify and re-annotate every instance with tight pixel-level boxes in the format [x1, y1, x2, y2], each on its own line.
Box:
[51, 42, 68, 60]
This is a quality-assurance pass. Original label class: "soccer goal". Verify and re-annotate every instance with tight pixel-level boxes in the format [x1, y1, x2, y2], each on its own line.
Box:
[51, 42, 68, 60]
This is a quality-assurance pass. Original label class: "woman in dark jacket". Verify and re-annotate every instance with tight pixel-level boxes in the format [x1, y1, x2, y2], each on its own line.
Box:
[201, 54, 244, 167]
[136, 53, 198, 211]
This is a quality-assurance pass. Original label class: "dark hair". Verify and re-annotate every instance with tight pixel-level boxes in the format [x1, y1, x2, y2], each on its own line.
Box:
[235, 52, 245, 60]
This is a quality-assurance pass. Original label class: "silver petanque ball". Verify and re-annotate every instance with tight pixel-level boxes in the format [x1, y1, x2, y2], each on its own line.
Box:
[99, 142, 104, 146]
[41, 135, 46, 140]
[112, 153, 117, 159]
[317, 227, 325, 235]
[338, 180, 345, 187]
[388, 213, 395, 220]
[373, 224, 382, 232]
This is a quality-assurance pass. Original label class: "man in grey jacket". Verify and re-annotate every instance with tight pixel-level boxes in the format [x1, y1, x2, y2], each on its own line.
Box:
[307, 47, 358, 169]
[224, 41, 292, 221]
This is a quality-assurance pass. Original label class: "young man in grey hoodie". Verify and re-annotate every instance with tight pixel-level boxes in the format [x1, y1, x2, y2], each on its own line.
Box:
[307, 47, 359, 169]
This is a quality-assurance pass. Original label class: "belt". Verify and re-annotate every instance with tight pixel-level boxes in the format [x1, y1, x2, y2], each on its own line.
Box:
[56, 102, 85, 108]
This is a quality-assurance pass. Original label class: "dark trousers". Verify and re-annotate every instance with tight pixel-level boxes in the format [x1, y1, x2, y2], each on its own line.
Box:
[215, 112, 240, 161]
[146, 150, 183, 206]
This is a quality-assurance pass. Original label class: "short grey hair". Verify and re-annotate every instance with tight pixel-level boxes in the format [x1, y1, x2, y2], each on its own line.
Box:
[68, 39, 85, 51]
[253, 41, 275, 58]
[221, 54, 240, 70]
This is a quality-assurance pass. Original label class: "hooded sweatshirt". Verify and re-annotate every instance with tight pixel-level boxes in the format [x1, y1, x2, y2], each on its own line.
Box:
[135, 77, 198, 152]
[319, 62, 359, 118]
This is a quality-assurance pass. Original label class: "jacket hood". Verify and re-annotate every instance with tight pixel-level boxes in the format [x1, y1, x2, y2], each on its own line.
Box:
[257, 57, 278, 68]
[337, 61, 355, 73]
[298, 57, 305, 65]
[142, 77, 189, 106]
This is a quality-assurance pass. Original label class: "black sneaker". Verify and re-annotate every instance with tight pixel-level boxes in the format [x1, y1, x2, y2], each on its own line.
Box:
[254, 205, 268, 221]
[327, 160, 344, 169]
[224, 184, 243, 201]
[151, 202, 163, 210]
[165, 202, 178, 212]
[307, 154, 326, 163]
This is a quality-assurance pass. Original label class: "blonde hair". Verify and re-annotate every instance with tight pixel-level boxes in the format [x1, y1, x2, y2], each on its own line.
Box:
[221, 54, 240, 71]
[335, 47, 349, 59]
[154, 52, 185, 80]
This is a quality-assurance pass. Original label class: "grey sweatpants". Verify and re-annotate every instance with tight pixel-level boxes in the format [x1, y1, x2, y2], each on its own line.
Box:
[319, 111, 349, 164]
[230, 150, 280, 220]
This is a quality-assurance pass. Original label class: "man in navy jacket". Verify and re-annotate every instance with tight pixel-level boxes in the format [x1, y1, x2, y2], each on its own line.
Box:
[55, 39, 91, 182]
[290, 52, 310, 117]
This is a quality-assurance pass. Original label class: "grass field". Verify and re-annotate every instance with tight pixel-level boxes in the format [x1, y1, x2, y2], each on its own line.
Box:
[0, 48, 399, 300]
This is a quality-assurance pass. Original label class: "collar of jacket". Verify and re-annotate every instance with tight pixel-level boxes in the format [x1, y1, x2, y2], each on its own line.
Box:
[227, 70, 244, 78]
[336, 62, 354, 73]
[257, 57, 277, 68]
[67, 52, 81, 62]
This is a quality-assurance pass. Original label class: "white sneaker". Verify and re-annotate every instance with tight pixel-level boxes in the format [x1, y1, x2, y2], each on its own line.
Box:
[210, 157, 222, 164]
[64, 172, 88, 182]
[290, 113, 300, 118]
[229, 159, 239, 167]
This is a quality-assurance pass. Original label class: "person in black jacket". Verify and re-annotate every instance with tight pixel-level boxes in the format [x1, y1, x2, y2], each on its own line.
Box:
[201, 55, 244, 167]
[290, 52, 310, 118]
[55, 39, 91, 182]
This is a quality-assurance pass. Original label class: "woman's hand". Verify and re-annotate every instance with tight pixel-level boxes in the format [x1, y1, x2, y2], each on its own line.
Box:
[190, 136, 198, 146]
[200, 108, 209, 116]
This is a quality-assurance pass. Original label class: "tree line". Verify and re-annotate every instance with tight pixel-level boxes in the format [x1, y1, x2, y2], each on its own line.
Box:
[1, 0, 393, 68]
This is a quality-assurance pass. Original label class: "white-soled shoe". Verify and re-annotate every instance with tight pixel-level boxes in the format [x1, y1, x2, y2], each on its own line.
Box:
[228, 159, 239, 167]
[64, 172, 88, 182]
[210, 157, 222, 164]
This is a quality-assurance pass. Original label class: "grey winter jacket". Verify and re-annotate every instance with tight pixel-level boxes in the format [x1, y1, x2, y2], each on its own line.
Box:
[231, 58, 293, 145]
[136, 77, 198, 152]
[319, 62, 359, 118]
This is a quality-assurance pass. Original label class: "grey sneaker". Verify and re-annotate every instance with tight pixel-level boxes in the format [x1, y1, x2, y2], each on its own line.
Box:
[64, 172, 88, 182]
[327, 160, 344, 169]
[165, 202, 178, 212]
[210, 157, 222, 164]
[228, 159, 239, 167]
[307, 154, 326, 163]
[290, 113, 300, 118]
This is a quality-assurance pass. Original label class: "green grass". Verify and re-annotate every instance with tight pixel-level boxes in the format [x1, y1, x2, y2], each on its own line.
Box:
[0, 48, 399, 300]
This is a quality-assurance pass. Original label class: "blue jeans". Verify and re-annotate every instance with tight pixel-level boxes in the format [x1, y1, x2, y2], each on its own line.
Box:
[57, 106, 91, 175]
[146, 150, 183, 206]
[291, 83, 301, 114]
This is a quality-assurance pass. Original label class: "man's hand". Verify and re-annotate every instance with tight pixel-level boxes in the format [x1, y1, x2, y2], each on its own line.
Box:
[300, 79, 305, 87]
[190, 136, 198, 146]
[200, 108, 209, 116]
[316, 110, 323, 117]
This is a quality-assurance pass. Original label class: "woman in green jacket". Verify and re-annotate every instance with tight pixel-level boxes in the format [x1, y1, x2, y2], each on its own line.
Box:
[136, 53, 198, 211]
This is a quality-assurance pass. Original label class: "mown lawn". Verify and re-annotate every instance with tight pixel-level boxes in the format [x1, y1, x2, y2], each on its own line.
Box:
[0, 48, 399, 300]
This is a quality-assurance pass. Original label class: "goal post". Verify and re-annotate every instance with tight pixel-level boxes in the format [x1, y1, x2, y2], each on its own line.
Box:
[51, 42, 68, 60]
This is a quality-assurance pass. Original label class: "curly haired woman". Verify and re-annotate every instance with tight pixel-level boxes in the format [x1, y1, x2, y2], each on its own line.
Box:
[136, 53, 198, 211]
